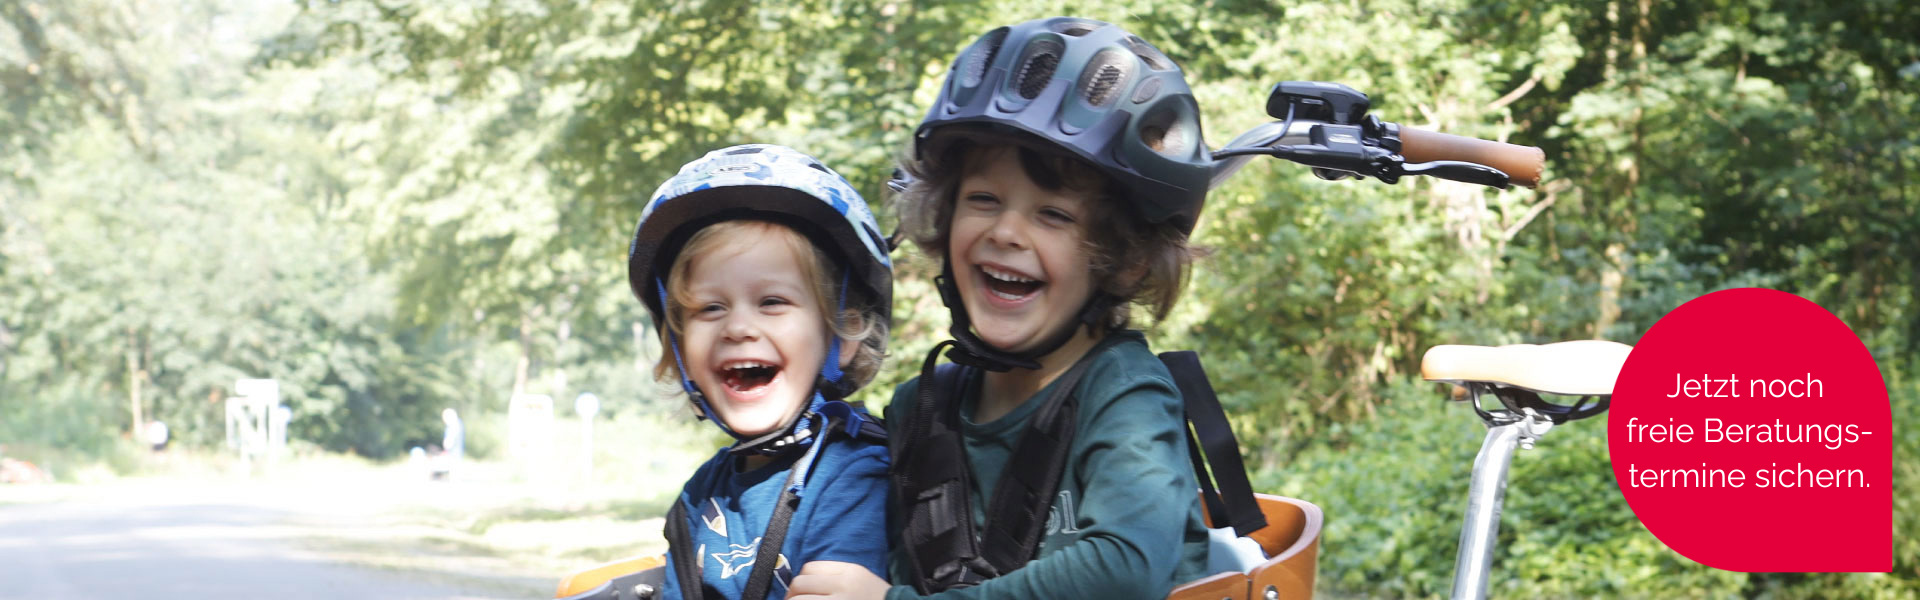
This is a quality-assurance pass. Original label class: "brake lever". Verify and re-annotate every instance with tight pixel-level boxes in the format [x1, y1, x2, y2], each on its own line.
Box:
[1265, 145, 1383, 179]
[1401, 160, 1511, 190]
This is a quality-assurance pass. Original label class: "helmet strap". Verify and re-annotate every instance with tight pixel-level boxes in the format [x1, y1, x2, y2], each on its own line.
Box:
[728, 392, 831, 457]
[820, 270, 850, 390]
[658, 277, 734, 436]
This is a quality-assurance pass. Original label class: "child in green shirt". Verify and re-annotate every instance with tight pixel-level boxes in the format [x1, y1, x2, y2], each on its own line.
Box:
[788, 16, 1214, 600]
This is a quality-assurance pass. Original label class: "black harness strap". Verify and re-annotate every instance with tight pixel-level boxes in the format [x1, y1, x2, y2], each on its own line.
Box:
[894, 336, 1117, 592]
[664, 500, 710, 600]
[1184, 414, 1231, 529]
[1161, 351, 1268, 537]
[894, 359, 990, 592]
[976, 351, 1097, 573]
[737, 423, 815, 600]
[896, 344, 1275, 593]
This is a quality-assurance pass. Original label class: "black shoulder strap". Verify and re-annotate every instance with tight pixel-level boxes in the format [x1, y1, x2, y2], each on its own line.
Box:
[894, 337, 1116, 593]
[665, 500, 710, 600]
[975, 352, 1096, 572]
[1160, 351, 1267, 537]
[893, 356, 990, 593]
[739, 427, 817, 600]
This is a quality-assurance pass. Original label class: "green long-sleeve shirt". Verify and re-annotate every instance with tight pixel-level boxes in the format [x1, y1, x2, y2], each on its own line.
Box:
[884, 331, 1211, 600]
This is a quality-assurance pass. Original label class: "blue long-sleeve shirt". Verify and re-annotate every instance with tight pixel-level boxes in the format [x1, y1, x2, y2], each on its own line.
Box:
[659, 425, 890, 600]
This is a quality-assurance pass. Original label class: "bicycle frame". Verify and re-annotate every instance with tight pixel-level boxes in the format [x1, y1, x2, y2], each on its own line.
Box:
[1452, 406, 1555, 600]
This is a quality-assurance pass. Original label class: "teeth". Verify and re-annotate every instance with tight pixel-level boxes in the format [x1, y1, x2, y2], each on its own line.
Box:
[723, 361, 775, 371]
[981, 264, 1036, 283]
[991, 289, 1024, 300]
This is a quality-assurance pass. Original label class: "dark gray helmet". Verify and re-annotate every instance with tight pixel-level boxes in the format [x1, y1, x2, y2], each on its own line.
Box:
[916, 16, 1210, 234]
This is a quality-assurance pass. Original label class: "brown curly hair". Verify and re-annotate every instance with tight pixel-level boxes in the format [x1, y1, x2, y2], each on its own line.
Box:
[893, 130, 1206, 334]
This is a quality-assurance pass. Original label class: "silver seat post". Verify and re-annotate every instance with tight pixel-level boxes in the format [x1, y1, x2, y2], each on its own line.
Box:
[1450, 409, 1551, 600]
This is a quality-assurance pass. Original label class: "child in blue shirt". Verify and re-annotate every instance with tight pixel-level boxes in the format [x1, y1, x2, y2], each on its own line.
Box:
[626, 144, 896, 600]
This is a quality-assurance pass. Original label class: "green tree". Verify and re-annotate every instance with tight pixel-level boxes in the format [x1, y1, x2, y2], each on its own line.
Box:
[1, 0, 464, 457]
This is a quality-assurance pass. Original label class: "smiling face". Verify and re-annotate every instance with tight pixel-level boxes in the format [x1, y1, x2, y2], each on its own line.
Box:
[946, 147, 1101, 355]
[672, 222, 843, 437]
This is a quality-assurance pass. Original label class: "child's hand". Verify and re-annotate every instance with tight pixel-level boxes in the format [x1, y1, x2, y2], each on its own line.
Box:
[785, 560, 891, 600]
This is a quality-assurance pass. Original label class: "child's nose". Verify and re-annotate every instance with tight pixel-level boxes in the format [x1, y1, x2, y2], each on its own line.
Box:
[984, 212, 1028, 250]
[722, 314, 761, 342]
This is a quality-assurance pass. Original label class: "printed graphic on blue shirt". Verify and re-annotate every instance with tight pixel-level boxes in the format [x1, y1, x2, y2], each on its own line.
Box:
[701, 497, 728, 537]
[693, 498, 792, 587]
[658, 437, 889, 600]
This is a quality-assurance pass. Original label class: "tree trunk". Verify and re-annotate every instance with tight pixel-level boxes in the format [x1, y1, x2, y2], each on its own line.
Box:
[125, 328, 143, 436]
[1595, 243, 1625, 339]
[1592, 0, 1649, 341]
[513, 311, 532, 396]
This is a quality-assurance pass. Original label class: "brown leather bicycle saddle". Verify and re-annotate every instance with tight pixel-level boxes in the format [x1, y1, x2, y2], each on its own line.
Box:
[1420, 341, 1632, 396]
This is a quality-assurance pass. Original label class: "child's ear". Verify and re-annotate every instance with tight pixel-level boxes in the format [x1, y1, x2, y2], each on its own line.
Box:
[834, 311, 862, 370]
[837, 335, 858, 370]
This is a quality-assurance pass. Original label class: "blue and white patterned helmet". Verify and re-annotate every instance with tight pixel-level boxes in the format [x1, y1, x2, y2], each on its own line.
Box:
[627, 145, 893, 423]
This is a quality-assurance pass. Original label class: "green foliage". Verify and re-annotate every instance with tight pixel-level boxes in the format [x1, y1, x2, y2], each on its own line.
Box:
[0, 0, 462, 458]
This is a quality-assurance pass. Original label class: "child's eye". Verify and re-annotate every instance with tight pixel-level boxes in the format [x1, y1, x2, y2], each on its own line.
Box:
[760, 296, 792, 308]
[696, 303, 725, 316]
[961, 192, 1000, 208]
[1040, 207, 1078, 226]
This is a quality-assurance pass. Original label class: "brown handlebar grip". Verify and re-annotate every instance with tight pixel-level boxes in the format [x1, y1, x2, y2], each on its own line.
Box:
[1399, 127, 1544, 188]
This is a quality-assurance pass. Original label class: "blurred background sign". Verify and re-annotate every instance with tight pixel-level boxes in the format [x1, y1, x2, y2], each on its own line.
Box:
[226, 378, 286, 470]
[507, 394, 556, 478]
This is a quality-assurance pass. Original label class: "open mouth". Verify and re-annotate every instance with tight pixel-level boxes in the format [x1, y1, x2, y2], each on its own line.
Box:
[720, 360, 782, 393]
[978, 264, 1045, 300]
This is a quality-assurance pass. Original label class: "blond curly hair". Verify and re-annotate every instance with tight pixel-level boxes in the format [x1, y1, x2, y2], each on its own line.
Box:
[652, 220, 888, 393]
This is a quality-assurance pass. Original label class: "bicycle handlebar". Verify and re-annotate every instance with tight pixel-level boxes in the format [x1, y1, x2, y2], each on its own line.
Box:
[893, 81, 1545, 198]
[1210, 81, 1545, 191]
[1399, 127, 1542, 188]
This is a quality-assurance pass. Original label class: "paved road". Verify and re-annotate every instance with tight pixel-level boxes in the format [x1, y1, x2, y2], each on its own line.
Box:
[0, 479, 544, 600]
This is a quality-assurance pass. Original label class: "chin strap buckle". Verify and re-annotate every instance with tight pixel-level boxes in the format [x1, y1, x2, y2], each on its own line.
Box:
[728, 410, 820, 457]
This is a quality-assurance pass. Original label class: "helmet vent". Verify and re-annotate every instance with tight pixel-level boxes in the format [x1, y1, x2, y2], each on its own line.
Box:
[1138, 104, 1198, 157]
[1052, 21, 1099, 37]
[1014, 39, 1063, 100]
[1086, 65, 1124, 106]
[1123, 35, 1173, 71]
[1079, 50, 1131, 108]
[959, 28, 1009, 89]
